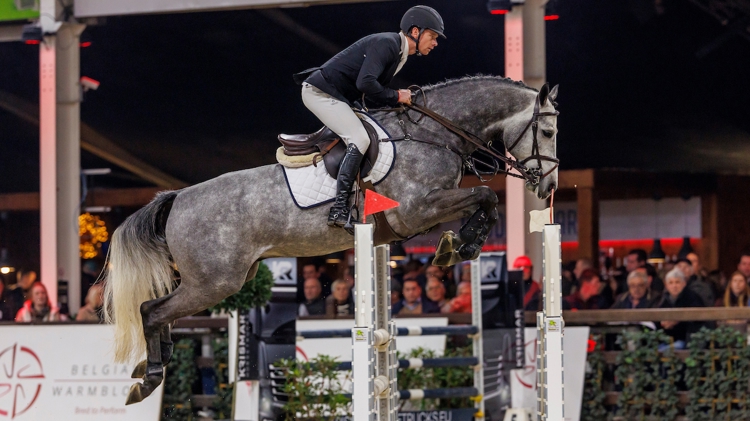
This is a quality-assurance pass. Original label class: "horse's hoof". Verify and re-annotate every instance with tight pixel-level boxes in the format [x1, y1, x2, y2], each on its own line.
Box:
[131, 360, 147, 379]
[125, 383, 144, 405]
[432, 251, 458, 267]
[435, 231, 457, 258]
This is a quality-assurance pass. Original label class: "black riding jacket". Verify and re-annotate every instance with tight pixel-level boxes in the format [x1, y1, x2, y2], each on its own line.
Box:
[295, 32, 404, 107]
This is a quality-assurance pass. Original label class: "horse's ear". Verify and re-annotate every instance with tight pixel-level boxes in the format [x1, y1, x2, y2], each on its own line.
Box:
[549, 84, 559, 103]
[538, 83, 550, 106]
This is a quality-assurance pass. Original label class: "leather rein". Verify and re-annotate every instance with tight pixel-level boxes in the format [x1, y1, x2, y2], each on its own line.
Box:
[371, 87, 560, 187]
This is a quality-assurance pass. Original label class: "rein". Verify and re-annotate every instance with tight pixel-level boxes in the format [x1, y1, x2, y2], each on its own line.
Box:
[371, 87, 559, 186]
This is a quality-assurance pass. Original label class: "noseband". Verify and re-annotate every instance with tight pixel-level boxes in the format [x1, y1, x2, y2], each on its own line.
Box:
[396, 91, 560, 187]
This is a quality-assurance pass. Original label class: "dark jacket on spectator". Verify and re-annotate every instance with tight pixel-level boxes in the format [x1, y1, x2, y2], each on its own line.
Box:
[687, 275, 714, 307]
[657, 287, 706, 343]
[300, 296, 326, 316]
[325, 294, 354, 317]
[392, 298, 440, 315]
[611, 290, 662, 309]
[0, 287, 24, 321]
[563, 293, 610, 310]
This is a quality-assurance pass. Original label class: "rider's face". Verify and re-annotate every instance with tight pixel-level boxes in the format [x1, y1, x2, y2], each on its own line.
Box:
[410, 28, 439, 55]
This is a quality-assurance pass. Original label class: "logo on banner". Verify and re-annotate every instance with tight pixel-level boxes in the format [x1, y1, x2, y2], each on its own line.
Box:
[481, 259, 501, 282]
[0, 343, 45, 419]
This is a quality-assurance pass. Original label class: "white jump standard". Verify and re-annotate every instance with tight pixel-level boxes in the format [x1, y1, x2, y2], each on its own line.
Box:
[352, 224, 398, 421]
[536, 224, 565, 421]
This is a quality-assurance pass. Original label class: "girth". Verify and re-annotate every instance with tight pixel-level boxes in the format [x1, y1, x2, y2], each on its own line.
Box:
[278, 120, 381, 179]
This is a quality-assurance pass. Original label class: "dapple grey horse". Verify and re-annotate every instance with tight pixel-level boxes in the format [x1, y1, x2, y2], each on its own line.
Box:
[103, 75, 559, 404]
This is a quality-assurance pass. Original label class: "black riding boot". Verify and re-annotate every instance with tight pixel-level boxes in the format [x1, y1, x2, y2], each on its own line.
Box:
[328, 143, 365, 228]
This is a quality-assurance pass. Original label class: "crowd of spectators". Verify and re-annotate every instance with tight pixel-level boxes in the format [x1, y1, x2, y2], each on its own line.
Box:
[297, 257, 474, 318]
[0, 267, 104, 323]
[516, 248, 750, 347]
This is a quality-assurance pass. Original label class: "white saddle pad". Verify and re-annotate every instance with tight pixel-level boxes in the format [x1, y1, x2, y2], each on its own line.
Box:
[281, 112, 395, 209]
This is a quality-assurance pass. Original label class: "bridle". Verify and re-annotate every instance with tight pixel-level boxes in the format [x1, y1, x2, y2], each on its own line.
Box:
[375, 86, 560, 187]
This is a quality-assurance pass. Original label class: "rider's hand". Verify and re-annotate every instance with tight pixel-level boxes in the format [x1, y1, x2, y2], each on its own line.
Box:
[397, 89, 412, 105]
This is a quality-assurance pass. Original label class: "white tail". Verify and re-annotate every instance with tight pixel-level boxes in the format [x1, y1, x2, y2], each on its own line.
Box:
[103, 191, 177, 363]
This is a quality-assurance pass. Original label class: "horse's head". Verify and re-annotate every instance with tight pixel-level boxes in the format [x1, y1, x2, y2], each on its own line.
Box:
[502, 84, 559, 200]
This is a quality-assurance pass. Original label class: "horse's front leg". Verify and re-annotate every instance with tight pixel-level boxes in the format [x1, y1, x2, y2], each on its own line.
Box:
[397, 186, 498, 266]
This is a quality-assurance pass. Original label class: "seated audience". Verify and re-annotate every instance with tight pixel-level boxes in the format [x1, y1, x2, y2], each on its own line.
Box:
[326, 279, 354, 317]
[76, 284, 104, 322]
[393, 279, 440, 315]
[513, 255, 541, 311]
[564, 269, 611, 310]
[298, 278, 326, 316]
[425, 265, 455, 298]
[425, 277, 450, 313]
[611, 270, 661, 309]
[675, 258, 714, 307]
[16, 282, 65, 322]
[0, 276, 24, 321]
[738, 251, 750, 282]
[446, 281, 472, 313]
[657, 268, 705, 349]
[718, 271, 749, 307]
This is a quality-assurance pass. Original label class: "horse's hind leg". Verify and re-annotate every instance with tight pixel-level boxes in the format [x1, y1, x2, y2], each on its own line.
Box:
[130, 324, 173, 379]
[126, 264, 254, 405]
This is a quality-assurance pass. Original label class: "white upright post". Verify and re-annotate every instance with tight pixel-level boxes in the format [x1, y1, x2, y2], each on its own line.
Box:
[470, 258, 485, 420]
[353, 224, 376, 421]
[353, 224, 395, 421]
[537, 224, 564, 421]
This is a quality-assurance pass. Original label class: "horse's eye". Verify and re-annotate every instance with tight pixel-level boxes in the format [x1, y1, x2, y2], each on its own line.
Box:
[542, 130, 554, 138]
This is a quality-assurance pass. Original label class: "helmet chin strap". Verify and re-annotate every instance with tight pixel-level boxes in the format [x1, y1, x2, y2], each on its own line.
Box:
[406, 28, 425, 56]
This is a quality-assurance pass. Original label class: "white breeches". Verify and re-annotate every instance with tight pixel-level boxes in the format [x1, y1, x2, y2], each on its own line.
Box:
[301, 82, 370, 153]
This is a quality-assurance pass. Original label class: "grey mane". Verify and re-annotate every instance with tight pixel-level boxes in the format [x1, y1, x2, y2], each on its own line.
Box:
[421, 74, 539, 94]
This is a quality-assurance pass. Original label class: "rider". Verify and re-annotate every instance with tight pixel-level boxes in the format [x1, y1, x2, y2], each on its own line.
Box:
[294, 5, 445, 229]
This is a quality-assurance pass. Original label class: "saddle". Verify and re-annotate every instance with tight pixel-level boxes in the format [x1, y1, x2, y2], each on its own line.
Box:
[278, 120, 380, 179]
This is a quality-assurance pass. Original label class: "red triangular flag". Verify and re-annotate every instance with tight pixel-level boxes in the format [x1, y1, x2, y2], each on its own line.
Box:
[363, 190, 400, 223]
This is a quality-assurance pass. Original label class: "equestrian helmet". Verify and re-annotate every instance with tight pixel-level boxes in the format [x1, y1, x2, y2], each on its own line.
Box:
[400, 5, 446, 39]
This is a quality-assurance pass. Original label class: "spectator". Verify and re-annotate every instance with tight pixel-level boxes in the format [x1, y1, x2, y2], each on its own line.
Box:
[0, 275, 24, 321]
[15, 282, 65, 322]
[326, 279, 354, 317]
[611, 270, 660, 309]
[513, 255, 541, 311]
[737, 252, 750, 282]
[459, 263, 471, 283]
[80, 260, 101, 306]
[719, 271, 749, 307]
[446, 281, 472, 313]
[393, 279, 439, 315]
[298, 278, 326, 316]
[625, 249, 647, 273]
[564, 269, 611, 310]
[425, 265, 455, 298]
[675, 258, 714, 307]
[657, 268, 705, 350]
[425, 277, 450, 313]
[342, 265, 355, 289]
[12, 270, 37, 301]
[76, 284, 104, 322]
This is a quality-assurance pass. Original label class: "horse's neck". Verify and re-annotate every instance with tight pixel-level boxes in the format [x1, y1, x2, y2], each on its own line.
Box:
[422, 82, 536, 149]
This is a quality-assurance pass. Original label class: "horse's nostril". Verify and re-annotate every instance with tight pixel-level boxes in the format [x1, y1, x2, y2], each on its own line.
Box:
[548, 183, 557, 192]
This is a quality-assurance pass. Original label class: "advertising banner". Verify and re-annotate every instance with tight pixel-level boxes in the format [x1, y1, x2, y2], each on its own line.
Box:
[0, 324, 162, 420]
[510, 326, 589, 421]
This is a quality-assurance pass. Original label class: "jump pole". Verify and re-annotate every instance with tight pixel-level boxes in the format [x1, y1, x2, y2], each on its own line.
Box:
[537, 224, 564, 421]
[352, 223, 397, 421]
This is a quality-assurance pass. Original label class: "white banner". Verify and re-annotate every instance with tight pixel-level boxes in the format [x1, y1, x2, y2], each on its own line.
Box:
[510, 326, 589, 421]
[0, 324, 162, 420]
